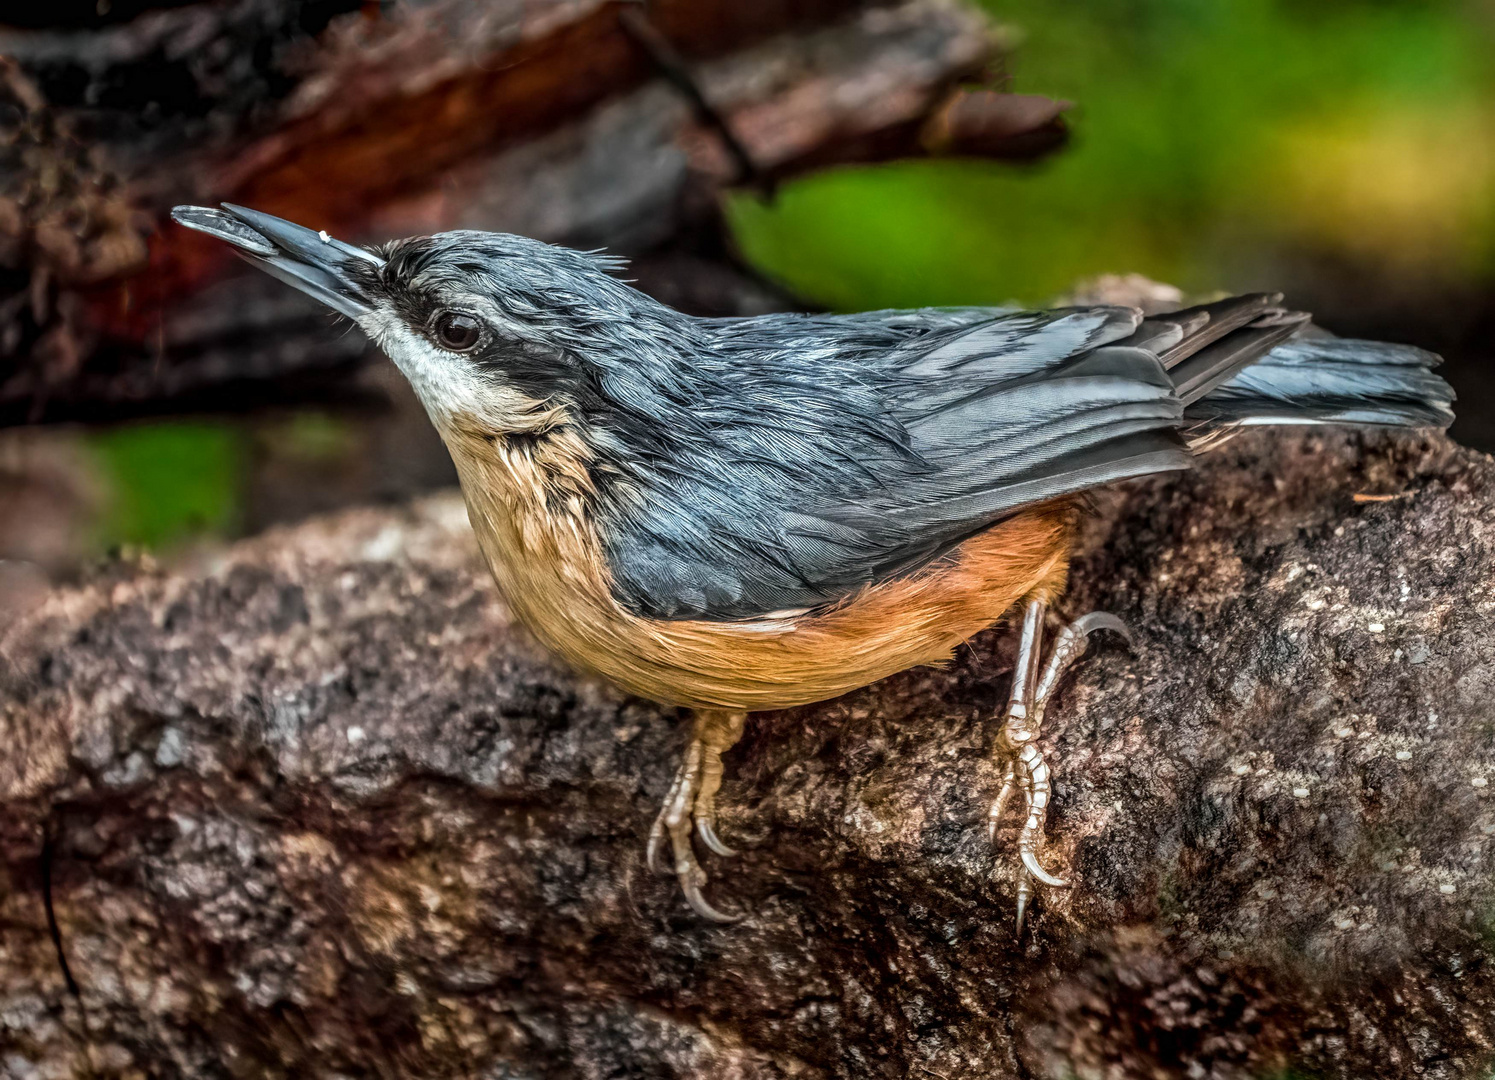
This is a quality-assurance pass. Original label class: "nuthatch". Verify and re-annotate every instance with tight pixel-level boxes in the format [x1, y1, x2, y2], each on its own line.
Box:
[173, 203, 1455, 930]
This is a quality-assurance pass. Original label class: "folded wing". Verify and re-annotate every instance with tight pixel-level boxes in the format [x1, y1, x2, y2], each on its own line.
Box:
[607, 306, 1191, 619]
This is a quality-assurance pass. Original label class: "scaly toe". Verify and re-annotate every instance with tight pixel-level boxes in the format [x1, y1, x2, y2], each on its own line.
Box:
[988, 763, 1018, 842]
[648, 756, 695, 875]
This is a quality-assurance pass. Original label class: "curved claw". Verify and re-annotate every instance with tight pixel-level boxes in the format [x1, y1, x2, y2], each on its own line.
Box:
[695, 817, 737, 857]
[1021, 849, 1070, 888]
[1069, 610, 1133, 648]
[1033, 611, 1134, 710]
[679, 873, 742, 923]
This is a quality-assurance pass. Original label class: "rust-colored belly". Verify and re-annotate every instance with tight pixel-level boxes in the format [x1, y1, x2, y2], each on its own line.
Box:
[475, 488, 1076, 711]
[446, 418, 1077, 712]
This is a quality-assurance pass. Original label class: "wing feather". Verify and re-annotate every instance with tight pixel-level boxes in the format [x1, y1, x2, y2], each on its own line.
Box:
[606, 307, 1191, 619]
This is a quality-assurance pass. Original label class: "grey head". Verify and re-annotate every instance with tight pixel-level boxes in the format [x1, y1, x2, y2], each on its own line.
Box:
[171, 203, 700, 438]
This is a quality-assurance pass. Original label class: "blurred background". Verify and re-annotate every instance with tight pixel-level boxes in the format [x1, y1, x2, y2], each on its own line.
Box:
[2, 0, 1492, 613]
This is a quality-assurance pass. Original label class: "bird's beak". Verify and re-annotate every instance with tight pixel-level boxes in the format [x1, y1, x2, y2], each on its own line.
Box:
[171, 203, 385, 320]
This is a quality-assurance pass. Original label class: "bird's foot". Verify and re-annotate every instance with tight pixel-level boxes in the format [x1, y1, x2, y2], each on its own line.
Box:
[646, 708, 747, 922]
[991, 728, 1068, 936]
[988, 601, 1132, 935]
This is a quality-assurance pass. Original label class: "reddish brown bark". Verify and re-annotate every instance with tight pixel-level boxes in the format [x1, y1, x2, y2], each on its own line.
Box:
[0, 0, 1068, 427]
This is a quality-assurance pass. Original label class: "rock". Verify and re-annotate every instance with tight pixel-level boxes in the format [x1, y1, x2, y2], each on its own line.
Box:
[2, 427, 1493, 1079]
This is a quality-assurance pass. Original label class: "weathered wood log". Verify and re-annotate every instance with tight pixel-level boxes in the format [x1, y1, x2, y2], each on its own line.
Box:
[0, 0, 1067, 427]
[2, 426, 1492, 1078]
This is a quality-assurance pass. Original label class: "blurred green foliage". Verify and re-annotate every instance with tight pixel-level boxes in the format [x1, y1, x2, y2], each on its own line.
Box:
[88, 421, 246, 551]
[84, 411, 361, 553]
[263, 410, 357, 465]
[729, 0, 1495, 309]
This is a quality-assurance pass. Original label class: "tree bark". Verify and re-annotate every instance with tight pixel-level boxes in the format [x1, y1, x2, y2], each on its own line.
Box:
[0, 0, 1067, 427]
[3, 426, 1493, 1079]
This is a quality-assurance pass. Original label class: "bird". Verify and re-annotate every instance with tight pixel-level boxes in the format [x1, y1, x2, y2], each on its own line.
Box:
[172, 202, 1455, 931]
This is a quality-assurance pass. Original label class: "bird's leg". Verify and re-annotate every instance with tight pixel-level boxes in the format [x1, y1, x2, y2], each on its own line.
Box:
[990, 600, 1131, 934]
[646, 708, 746, 922]
[991, 599, 1058, 936]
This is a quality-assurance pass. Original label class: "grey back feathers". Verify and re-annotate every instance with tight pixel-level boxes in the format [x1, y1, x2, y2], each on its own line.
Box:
[605, 306, 1193, 619]
[273, 225, 1456, 622]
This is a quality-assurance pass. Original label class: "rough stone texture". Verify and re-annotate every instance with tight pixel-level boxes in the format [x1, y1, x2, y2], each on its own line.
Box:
[2, 427, 1494, 1079]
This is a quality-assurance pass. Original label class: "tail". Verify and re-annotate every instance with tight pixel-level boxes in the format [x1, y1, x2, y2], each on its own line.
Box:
[1186, 331, 1455, 429]
[1123, 294, 1455, 432]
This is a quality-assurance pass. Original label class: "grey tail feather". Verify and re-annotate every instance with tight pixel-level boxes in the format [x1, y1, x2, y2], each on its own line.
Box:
[1185, 331, 1456, 429]
[1122, 293, 1455, 430]
[1121, 293, 1313, 405]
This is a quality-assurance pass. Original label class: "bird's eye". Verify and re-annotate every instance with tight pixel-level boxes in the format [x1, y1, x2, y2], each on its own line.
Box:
[432, 310, 483, 352]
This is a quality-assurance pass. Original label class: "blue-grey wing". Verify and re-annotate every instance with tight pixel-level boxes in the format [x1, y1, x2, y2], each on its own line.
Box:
[602, 298, 1452, 621]
[605, 305, 1191, 620]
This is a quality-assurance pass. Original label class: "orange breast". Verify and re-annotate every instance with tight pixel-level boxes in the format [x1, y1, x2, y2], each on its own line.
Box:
[444, 417, 1076, 712]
